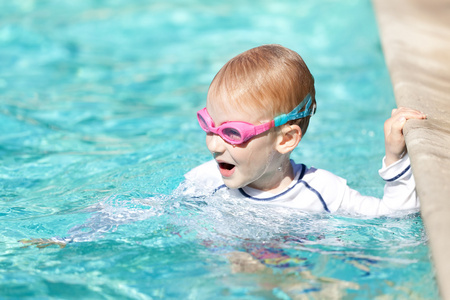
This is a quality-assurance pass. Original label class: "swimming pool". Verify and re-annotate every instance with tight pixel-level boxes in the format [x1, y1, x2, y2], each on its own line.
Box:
[0, 0, 438, 298]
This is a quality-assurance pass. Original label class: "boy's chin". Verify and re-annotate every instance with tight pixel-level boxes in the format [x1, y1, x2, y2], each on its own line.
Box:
[222, 178, 246, 190]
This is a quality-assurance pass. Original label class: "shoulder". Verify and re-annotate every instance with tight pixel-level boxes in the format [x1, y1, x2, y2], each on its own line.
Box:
[293, 160, 346, 187]
[294, 162, 349, 211]
[184, 160, 216, 178]
[182, 160, 224, 194]
[184, 160, 219, 179]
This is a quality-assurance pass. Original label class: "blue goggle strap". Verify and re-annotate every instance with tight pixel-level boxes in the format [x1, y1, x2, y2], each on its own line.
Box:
[273, 94, 315, 127]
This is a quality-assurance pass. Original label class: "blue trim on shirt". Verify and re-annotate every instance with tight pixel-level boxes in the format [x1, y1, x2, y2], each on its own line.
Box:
[234, 164, 330, 212]
[298, 180, 330, 212]
[237, 164, 306, 201]
[213, 184, 227, 194]
[298, 163, 307, 180]
[384, 165, 410, 182]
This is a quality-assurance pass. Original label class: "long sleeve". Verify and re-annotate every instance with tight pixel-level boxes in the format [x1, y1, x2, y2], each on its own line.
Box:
[335, 154, 418, 216]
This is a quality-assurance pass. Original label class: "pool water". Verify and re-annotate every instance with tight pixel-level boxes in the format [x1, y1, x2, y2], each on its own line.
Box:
[0, 0, 438, 299]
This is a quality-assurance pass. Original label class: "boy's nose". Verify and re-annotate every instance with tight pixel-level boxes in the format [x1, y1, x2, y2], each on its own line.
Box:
[206, 133, 227, 155]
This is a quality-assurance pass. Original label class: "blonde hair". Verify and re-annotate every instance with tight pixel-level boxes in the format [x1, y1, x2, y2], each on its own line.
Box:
[207, 44, 316, 135]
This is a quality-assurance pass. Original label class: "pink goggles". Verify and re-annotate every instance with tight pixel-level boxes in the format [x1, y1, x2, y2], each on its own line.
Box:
[197, 94, 315, 145]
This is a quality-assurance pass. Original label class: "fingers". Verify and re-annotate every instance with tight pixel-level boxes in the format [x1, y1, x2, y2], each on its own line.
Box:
[390, 107, 427, 120]
[384, 107, 426, 166]
[387, 117, 407, 146]
[385, 107, 426, 134]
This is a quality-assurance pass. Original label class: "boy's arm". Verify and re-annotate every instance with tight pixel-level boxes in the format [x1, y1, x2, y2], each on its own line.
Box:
[335, 107, 426, 216]
[336, 154, 418, 216]
[384, 107, 427, 166]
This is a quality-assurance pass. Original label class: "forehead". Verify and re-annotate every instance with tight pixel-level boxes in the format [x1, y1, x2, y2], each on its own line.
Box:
[206, 92, 269, 125]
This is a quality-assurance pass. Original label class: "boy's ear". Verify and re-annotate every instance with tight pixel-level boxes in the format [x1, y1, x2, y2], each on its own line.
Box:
[276, 124, 302, 154]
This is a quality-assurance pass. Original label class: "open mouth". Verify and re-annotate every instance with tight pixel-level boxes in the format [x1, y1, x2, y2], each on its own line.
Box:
[218, 162, 235, 177]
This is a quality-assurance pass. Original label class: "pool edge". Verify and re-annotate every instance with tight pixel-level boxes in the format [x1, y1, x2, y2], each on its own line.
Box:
[372, 0, 450, 299]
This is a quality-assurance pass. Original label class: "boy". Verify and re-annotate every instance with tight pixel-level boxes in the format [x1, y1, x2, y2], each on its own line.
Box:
[183, 44, 426, 216]
[20, 44, 426, 249]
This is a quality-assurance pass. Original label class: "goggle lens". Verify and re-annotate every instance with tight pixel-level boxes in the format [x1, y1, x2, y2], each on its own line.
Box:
[222, 127, 242, 142]
[197, 112, 210, 133]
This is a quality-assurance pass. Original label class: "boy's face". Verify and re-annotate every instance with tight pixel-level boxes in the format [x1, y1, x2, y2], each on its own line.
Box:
[205, 98, 285, 191]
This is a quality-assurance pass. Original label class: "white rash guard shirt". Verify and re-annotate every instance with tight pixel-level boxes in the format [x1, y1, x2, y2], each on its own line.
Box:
[181, 154, 418, 216]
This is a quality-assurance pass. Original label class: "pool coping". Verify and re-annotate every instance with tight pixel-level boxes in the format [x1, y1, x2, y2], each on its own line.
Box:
[372, 0, 450, 298]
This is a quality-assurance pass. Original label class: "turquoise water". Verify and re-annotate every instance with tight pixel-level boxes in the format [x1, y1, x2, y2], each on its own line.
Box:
[0, 0, 438, 299]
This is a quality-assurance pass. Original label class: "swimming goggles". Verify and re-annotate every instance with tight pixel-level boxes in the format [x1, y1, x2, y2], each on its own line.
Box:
[197, 94, 316, 145]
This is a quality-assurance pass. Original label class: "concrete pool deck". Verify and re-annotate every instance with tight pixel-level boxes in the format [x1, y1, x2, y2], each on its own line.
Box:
[373, 0, 450, 298]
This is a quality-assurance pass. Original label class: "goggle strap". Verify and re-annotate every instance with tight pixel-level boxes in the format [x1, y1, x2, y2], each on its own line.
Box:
[273, 94, 314, 127]
[253, 120, 275, 136]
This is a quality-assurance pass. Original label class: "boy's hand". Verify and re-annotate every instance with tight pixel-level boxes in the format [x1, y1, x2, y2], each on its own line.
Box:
[384, 107, 427, 167]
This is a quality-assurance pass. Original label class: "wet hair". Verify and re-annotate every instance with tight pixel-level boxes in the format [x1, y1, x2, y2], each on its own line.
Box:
[207, 44, 316, 135]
